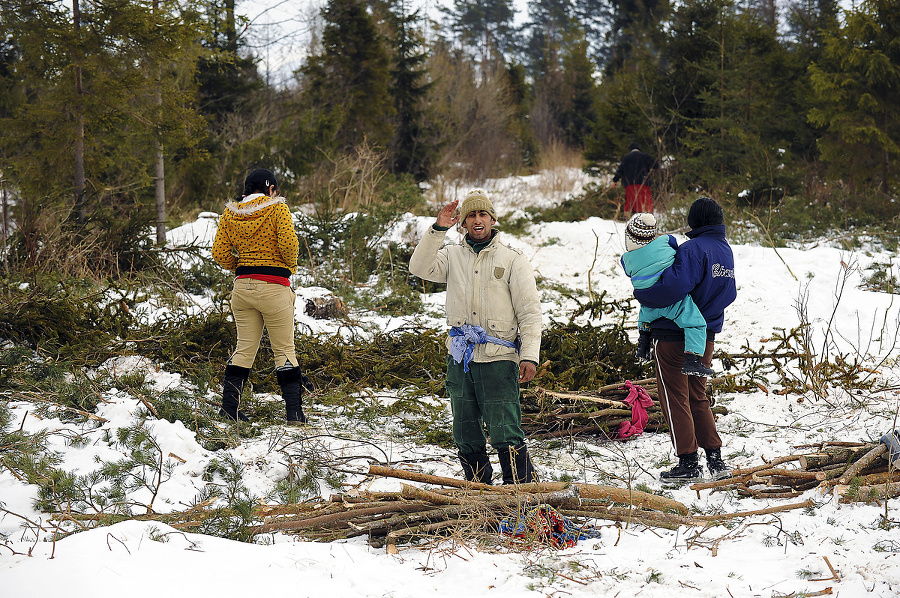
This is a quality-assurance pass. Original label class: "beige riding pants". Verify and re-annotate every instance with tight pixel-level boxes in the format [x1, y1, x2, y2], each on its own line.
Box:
[229, 278, 297, 369]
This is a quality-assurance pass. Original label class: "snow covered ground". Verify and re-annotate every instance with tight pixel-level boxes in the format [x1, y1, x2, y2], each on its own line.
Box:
[2, 169, 899, 597]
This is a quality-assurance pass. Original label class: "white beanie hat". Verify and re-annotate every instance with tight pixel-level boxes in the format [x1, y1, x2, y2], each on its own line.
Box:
[625, 213, 658, 252]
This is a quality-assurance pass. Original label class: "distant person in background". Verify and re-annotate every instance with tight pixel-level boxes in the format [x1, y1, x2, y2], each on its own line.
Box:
[612, 142, 660, 217]
[632, 196, 736, 482]
[212, 168, 311, 425]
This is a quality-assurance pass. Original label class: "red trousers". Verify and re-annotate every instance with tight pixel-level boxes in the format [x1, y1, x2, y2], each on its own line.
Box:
[624, 184, 653, 213]
[652, 339, 721, 455]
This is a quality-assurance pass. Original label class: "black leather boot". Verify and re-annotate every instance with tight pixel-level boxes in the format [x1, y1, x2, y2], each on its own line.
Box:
[705, 448, 731, 480]
[219, 364, 251, 422]
[659, 451, 702, 482]
[459, 451, 493, 484]
[276, 365, 312, 425]
[498, 444, 536, 484]
[682, 353, 714, 377]
[635, 329, 652, 362]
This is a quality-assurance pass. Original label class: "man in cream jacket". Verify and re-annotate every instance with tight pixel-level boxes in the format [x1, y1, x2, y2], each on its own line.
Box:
[410, 188, 542, 485]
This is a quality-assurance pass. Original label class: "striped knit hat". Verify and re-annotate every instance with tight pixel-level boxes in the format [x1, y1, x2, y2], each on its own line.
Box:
[625, 213, 658, 252]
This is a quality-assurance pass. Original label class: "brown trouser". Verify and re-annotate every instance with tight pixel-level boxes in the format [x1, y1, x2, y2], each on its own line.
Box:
[229, 278, 297, 369]
[652, 338, 721, 455]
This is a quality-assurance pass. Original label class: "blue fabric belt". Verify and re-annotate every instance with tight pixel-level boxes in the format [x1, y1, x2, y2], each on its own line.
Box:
[449, 325, 518, 373]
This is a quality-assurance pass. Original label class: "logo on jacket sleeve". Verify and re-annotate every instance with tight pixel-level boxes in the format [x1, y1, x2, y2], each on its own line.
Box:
[712, 263, 735, 278]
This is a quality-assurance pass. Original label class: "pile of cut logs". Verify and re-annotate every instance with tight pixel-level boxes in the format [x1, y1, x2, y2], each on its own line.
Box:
[691, 441, 899, 503]
[521, 379, 729, 439]
[249, 465, 813, 550]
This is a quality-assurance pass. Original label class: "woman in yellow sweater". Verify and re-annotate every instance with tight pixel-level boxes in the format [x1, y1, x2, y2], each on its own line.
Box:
[211, 168, 310, 424]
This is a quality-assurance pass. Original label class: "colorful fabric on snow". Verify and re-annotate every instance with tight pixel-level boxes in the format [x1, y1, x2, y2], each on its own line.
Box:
[498, 504, 598, 549]
[617, 380, 655, 439]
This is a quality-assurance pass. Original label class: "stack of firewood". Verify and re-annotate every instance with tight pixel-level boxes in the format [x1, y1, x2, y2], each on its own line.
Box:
[691, 441, 899, 503]
[521, 378, 729, 439]
[249, 465, 814, 551]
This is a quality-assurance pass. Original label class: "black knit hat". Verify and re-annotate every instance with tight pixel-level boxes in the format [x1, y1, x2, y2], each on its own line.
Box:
[244, 168, 278, 196]
[687, 196, 724, 229]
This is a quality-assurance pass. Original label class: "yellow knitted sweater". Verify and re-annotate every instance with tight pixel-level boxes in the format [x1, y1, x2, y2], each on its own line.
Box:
[211, 194, 299, 274]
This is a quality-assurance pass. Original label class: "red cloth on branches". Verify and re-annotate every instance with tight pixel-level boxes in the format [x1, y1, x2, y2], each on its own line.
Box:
[617, 380, 654, 439]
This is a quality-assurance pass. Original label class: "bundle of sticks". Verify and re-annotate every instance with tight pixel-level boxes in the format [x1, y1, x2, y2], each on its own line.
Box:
[521, 378, 729, 439]
[691, 441, 899, 503]
[249, 465, 812, 551]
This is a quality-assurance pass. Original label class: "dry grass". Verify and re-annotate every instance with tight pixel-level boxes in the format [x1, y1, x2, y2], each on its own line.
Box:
[295, 140, 389, 212]
[533, 142, 586, 199]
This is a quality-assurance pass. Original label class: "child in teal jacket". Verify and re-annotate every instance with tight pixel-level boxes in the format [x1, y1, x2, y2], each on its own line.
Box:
[621, 213, 713, 377]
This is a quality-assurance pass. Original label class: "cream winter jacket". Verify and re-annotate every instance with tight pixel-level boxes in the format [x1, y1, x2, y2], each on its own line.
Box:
[409, 227, 542, 365]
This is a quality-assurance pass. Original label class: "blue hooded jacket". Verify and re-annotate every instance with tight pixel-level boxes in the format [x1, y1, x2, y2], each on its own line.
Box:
[632, 224, 736, 334]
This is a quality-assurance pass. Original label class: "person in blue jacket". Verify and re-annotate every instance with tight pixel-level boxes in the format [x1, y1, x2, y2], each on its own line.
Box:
[621, 212, 713, 377]
[632, 196, 737, 482]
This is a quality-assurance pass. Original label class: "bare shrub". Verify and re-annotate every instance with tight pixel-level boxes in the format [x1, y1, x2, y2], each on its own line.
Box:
[5, 196, 156, 281]
[295, 140, 388, 212]
[534, 140, 585, 197]
[425, 45, 519, 181]
[788, 258, 900, 403]
[175, 101, 285, 209]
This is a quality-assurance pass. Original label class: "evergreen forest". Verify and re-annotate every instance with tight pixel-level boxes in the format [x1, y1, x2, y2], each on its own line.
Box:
[1, 1, 899, 260]
[0, 0, 898, 340]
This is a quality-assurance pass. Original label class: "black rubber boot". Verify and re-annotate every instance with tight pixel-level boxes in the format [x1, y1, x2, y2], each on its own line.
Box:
[219, 364, 251, 422]
[498, 444, 537, 484]
[705, 448, 731, 481]
[659, 451, 703, 482]
[635, 329, 652, 362]
[459, 451, 493, 485]
[276, 365, 311, 425]
[681, 353, 714, 377]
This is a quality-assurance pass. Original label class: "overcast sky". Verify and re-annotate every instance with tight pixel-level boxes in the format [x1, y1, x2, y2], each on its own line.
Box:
[238, 0, 857, 86]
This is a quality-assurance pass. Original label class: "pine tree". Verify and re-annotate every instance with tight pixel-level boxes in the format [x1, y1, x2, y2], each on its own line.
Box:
[584, 49, 660, 169]
[523, 0, 580, 146]
[572, 0, 613, 62]
[195, 0, 262, 121]
[808, 0, 900, 192]
[0, 0, 204, 226]
[558, 37, 598, 149]
[656, 0, 809, 192]
[301, 0, 394, 153]
[600, 0, 670, 74]
[523, 0, 577, 79]
[786, 0, 839, 60]
[584, 1, 668, 172]
[385, 0, 434, 179]
[442, 0, 519, 72]
[504, 62, 540, 167]
[657, 0, 722, 157]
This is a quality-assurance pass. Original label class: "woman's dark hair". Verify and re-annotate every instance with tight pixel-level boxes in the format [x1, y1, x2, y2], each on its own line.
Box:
[243, 168, 278, 197]
[687, 196, 724, 229]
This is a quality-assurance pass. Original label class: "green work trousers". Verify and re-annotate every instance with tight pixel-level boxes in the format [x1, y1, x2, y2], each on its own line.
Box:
[445, 356, 525, 455]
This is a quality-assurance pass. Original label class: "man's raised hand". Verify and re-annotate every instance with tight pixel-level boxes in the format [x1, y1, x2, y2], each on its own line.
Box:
[436, 200, 460, 229]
